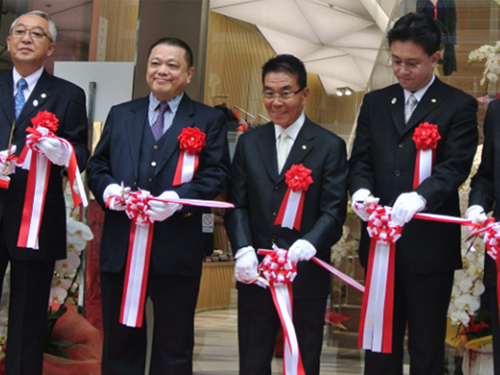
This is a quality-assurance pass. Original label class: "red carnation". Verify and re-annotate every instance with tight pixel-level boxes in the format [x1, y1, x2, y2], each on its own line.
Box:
[412, 122, 441, 151]
[285, 164, 313, 192]
[31, 111, 59, 133]
[177, 127, 206, 154]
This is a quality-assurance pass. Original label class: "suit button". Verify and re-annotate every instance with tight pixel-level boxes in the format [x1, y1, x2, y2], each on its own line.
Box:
[274, 185, 279, 191]
[395, 170, 401, 177]
[398, 142, 404, 148]
[151, 161, 157, 167]
[148, 178, 153, 183]
[273, 211, 277, 216]
[133, 182, 137, 187]
[153, 145, 158, 150]
[272, 236, 276, 242]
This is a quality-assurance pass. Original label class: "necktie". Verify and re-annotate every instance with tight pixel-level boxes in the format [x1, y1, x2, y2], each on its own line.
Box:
[15, 78, 28, 120]
[151, 101, 169, 141]
[405, 94, 418, 124]
[277, 131, 290, 173]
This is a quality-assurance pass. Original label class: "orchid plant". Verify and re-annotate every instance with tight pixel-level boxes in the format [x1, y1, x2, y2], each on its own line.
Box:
[468, 42, 500, 89]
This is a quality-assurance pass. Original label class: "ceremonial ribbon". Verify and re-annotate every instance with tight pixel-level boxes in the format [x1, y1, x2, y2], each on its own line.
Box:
[16, 111, 87, 250]
[412, 122, 441, 189]
[173, 127, 205, 186]
[258, 248, 305, 375]
[275, 164, 313, 231]
[0, 152, 17, 189]
[119, 190, 154, 327]
[107, 189, 234, 327]
[359, 204, 403, 353]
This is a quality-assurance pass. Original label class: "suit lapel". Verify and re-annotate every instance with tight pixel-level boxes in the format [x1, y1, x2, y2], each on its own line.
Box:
[256, 123, 280, 183]
[0, 72, 15, 125]
[279, 119, 314, 182]
[125, 97, 149, 179]
[389, 86, 406, 135]
[401, 79, 443, 136]
[154, 94, 195, 176]
[16, 70, 53, 127]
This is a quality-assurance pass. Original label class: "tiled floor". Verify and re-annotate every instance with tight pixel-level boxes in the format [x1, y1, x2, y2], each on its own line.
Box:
[193, 308, 378, 375]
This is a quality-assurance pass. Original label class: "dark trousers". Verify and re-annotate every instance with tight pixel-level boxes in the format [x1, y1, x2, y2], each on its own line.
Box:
[100, 270, 201, 375]
[0, 228, 54, 375]
[237, 285, 327, 375]
[364, 260, 454, 375]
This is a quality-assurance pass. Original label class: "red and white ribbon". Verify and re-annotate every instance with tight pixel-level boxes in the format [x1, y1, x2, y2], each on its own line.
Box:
[16, 124, 87, 249]
[258, 248, 305, 375]
[275, 164, 313, 231]
[412, 122, 441, 189]
[107, 189, 233, 327]
[173, 127, 206, 186]
[119, 190, 154, 327]
[359, 205, 403, 353]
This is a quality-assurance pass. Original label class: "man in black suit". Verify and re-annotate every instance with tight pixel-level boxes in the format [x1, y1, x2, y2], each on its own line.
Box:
[87, 37, 230, 375]
[0, 10, 89, 375]
[225, 54, 348, 375]
[349, 12, 477, 375]
[466, 98, 500, 375]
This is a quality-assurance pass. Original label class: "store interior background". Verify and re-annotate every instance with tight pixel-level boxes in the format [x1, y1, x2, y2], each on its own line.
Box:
[0, 0, 498, 373]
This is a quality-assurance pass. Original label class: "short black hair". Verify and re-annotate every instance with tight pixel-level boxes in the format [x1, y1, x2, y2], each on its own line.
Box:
[261, 54, 307, 90]
[387, 12, 441, 57]
[148, 37, 193, 67]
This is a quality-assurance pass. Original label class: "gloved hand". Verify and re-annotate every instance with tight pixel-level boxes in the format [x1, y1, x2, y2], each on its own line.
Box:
[234, 246, 259, 284]
[146, 191, 180, 222]
[391, 192, 426, 226]
[351, 188, 379, 222]
[288, 239, 317, 263]
[37, 137, 70, 166]
[0, 145, 17, 175]
[465, 205, 487, 236]
[103, 183, 130, 211]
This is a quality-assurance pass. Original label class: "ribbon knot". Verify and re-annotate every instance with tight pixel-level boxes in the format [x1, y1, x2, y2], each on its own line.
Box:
[259, 248, 297, 286]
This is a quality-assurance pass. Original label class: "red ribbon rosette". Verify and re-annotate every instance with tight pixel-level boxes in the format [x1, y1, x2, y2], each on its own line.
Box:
[177, 127, 206, 154]
[275, 164, 313, 231]
[173, 127, 206, 186]
[258, 248, 305, 375]
[359, 204, 403, 354]
[412, 122, 440, 189]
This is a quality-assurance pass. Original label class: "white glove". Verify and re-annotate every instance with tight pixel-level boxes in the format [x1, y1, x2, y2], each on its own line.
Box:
[391, 192, 426, 226]
[146, 191, 180, 222]
[288, 239, 317, 263]
[103, 183, 130, 211]
[234, 246, 259, 283]
[465, 205, 487, 236]
[37, 137, 70, 166]
[0, 145, 17, 175]
[351, 189, 379, 222]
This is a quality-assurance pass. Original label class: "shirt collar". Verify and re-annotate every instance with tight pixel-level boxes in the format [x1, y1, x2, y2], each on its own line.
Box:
[149, 92, 184, 114]
[404, 74, 436, 104]
[12, 66, 44, 95]
[274, 112, 306, 141]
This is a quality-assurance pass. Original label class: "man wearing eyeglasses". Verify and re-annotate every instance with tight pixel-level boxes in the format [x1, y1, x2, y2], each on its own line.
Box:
[349, 12, 477, 375]
[0, 10, 88, 375]
[225, 54, 348, 375]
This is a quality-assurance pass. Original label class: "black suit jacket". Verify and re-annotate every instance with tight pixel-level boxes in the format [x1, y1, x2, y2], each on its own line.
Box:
[0, 69, 89, 261]
[349, 77, 478, 274]
[87, 94, 230, 277]
[469, 98, 500, 288]
[225, 118, 348, 299]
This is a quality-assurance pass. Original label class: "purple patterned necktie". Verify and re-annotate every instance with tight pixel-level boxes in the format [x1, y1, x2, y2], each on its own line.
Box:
[151, 101, 169, 141]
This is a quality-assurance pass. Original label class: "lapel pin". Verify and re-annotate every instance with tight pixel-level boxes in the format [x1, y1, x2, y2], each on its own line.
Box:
[431, 98, 437, 103]
[41, 93, 46, 98]
[33, 100, 38, 106]
[302, 145, 307, 150]
[391, 97, 397, 104]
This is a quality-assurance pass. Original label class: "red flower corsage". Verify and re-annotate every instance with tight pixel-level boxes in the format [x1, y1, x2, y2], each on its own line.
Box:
[177, 127, 206, 154]
[412, 122, 441, 151]
[285, 164, 313, 192]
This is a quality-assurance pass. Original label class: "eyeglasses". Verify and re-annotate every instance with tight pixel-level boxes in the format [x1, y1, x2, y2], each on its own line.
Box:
[11, 26, 52, 42]
[262, 88, 303, 101]
[388, 57, 426, 70]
